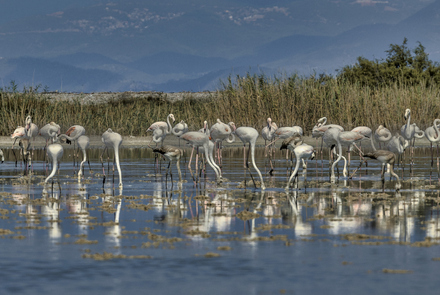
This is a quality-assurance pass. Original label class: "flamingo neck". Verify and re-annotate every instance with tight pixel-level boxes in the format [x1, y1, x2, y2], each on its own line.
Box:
[114, 145, 123, 188]
[45, 158, 58, 183]
[249, 142, 265, 189]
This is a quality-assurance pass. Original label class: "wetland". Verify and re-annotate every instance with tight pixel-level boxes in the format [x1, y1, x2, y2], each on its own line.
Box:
[1, 139, 440, 295]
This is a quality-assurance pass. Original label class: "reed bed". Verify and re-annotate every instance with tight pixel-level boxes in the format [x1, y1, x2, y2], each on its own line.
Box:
[1, 74, 440, 136]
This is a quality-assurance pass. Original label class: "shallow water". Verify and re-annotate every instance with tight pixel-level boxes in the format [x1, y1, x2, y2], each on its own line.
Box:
[2, 146, 440, 294]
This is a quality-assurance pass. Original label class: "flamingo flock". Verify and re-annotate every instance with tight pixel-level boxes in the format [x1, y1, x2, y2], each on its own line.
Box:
[3, 108, 437, 193]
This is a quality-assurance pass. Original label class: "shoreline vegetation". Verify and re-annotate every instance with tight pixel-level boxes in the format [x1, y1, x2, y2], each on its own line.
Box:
[2, 39, 440, 139]
[1, 75, 439, 138]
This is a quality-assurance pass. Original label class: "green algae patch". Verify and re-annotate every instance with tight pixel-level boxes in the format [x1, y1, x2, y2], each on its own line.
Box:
[82, 252, 152, 260]
[382, 269, 413, 274]
[217, 246, 232, 251]
[0, 229, 14, 235]
[195, 252, 220, 258]
[236, 210, 260, 221]
[74, 238, 98, 245]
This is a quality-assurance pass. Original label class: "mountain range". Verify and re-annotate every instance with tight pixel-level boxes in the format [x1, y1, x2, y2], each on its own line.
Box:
[0, 0, 439, 92]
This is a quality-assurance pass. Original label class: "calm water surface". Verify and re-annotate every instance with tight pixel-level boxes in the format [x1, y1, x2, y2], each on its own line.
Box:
[1, 145, 440, 294]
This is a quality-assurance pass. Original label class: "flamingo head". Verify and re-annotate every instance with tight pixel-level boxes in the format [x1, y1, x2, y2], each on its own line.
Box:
[169, 114, 175, 123]
[228, 122, 236, 132]
[404, 109, 410, 120]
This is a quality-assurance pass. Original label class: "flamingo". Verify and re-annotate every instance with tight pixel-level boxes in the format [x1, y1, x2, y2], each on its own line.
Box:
[11, 126, 30, 168]
[280, 133, 304, 168]
[61, 125, 86, 170]
[338, 130, 365, 167]
[181, 130, 222, 183]
[312, 117, 344, 162]
[38, 122, 61, 169]
[101, 129, 123, 189]
[75, 135, 91, 180]
[401, 108, 424, 166]
[24, 116, 39, 145]
[424, 119, 440, 170]
[374, 124, 392, 148]
[362, 150, 401, 191]
[172, 120, 189, 141]
[152, 145, 184, 183]
[261, 118, 278, 174]
[147, 114, 175, 146]
[266, 124, 303, 161]
[351, 126, 372, 139]
[0, 149, 4, 163]
[45, 143, 64, 185]
[283, 144, 315, 190]
[210, 119, 236, 164]
[187, 120, 208, 170]
[234, 126, 266, 190]
[312, 117, 344, 138]
[323, 128, 362, 181]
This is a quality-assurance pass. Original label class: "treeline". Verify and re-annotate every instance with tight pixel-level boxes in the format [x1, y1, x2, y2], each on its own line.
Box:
[337, 38, 440, 87]
[0, 38, 439, 136]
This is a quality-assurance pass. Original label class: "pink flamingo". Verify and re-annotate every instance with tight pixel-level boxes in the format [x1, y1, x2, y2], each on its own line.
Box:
[374, 124, 392, 148]
[362, 150, 401, 191]
[152, 145, 184, 183]
[266, 124, 303, 161]
[45, 143, 64, 189]
[210, 119, 236, 164]
[61, 125, 86, 170]
[425, 119, 440, 170]
[39, 122, 61, 145]
[261, 118, 278, 173]
[181, 130, 221, 183]
[283, 143, 315, 190]
[401, 108, 424, 167]
[11, 126, 30, 168]
[172, 120, 188, 146]
[323, 128, 362, 181]
[101, 129, 123, 189]
[312, 117, 344, 162]
[147, 114, 175, 146]
[76, 135, 91, 181]
[234, 126, 265, 190]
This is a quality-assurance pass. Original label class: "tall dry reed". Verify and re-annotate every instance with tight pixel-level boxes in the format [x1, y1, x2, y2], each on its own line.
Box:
[1, 74, 440, 136]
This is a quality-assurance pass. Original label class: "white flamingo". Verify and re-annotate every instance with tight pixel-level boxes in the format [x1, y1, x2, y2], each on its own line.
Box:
[45, 143, 64, 185]
[101, 129, 123, 189]
[234, 126, 265, 190]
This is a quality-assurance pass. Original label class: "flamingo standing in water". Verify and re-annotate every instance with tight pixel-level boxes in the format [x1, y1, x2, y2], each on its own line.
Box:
[261, 118, 277, 174]
[152, 145, 184, 183]
[101, 129, 123, 189]
[425, 119, 440, 170]
[11, 126, 31, 168]
[234, 126, 265, 190]
[61, 125, 86, 170]
[72, 135, 91, 181]
[210, 119, 236, 165]
[362, 150, 401, 191]
[39, 122, 61, 145]
[374, 124, 392, 148]
[181, 130, 222, 183]
[401, 108, 424, 167]
[282, 142, 315, 190]
[312, 117, 344, 162]
[172, 120, 188, 145]
[25, 116, 39, 151]
[147, 114, 175, 146]
[45, 143, 64, 186]
[323, 128, 362, 181]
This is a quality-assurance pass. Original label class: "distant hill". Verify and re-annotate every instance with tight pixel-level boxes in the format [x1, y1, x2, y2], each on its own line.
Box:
[0, 0, 438, 92]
